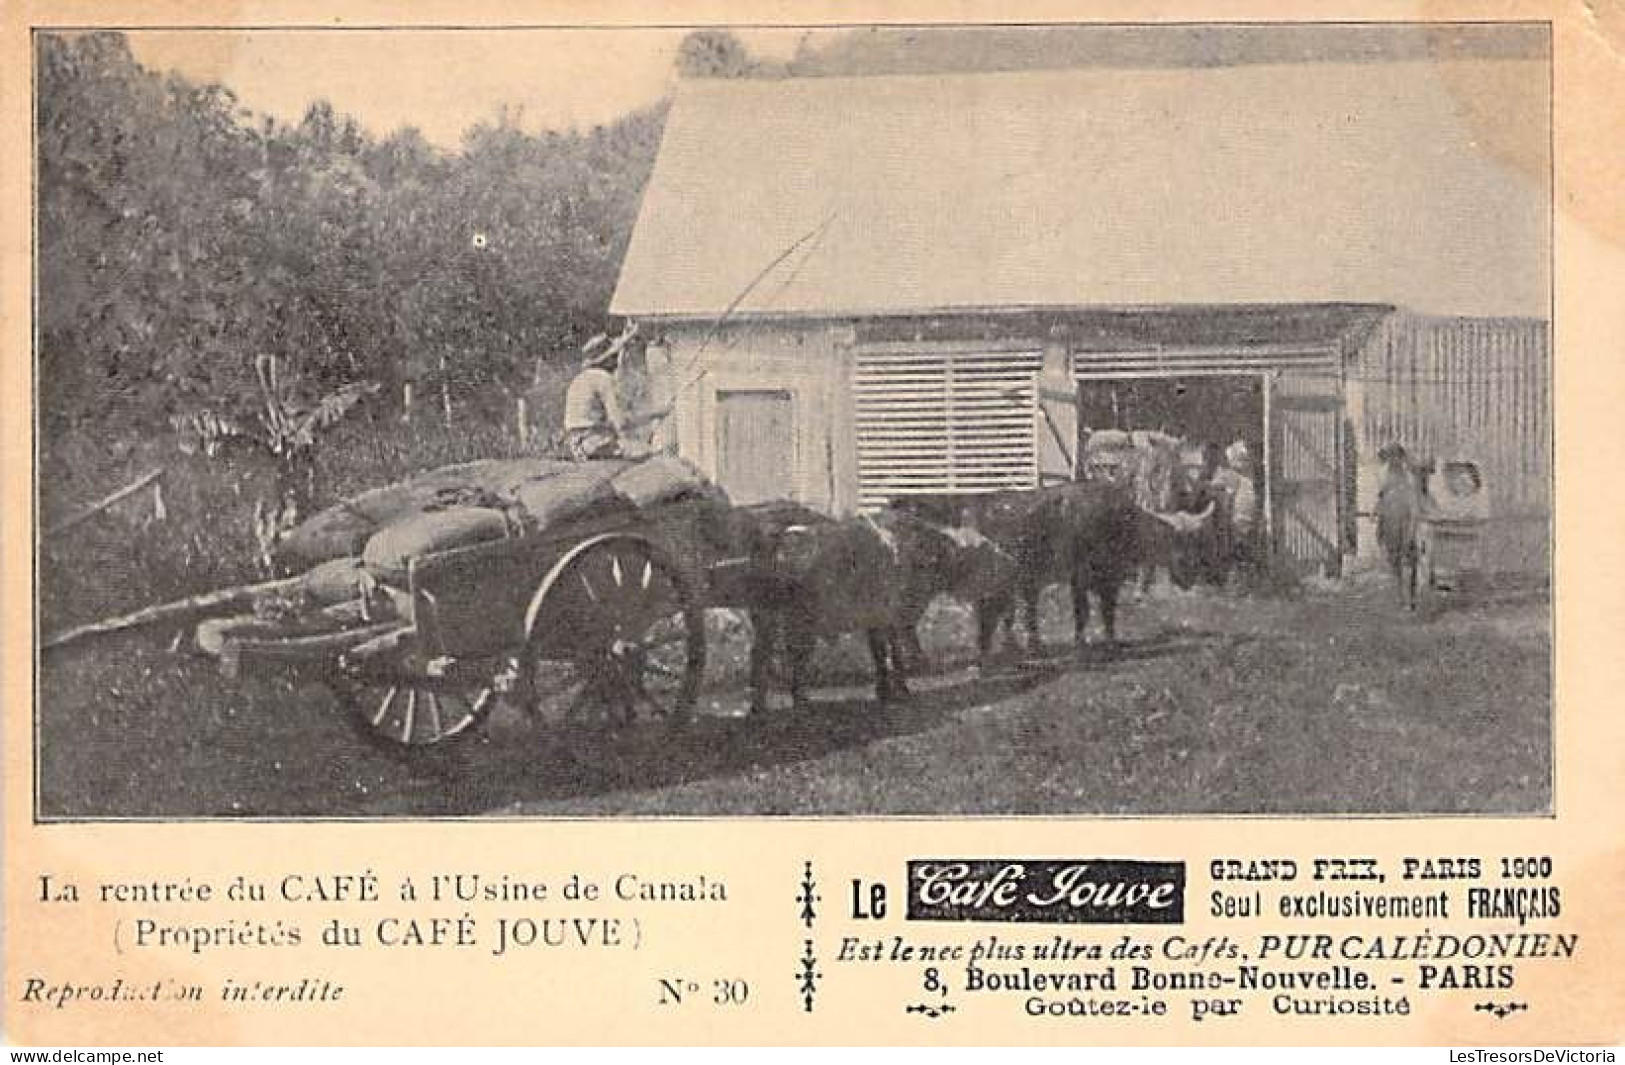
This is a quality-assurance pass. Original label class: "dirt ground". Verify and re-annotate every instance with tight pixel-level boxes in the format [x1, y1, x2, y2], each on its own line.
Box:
[35, 569, 1550, 819]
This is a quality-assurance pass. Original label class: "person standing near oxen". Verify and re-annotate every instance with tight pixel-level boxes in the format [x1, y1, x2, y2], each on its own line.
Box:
[1210, 440, 1261, 589]
[1176, 442, 1226, 587]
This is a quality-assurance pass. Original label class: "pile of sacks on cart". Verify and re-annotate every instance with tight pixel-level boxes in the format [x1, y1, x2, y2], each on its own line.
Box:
[268, 455, 721, 600]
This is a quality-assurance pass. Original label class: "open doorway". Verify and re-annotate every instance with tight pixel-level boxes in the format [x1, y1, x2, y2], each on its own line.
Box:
[1075, 374, 1271, 572]
[1076, 375, 1264, 464]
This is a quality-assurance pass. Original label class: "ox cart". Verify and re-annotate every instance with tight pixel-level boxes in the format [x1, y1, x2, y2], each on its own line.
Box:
[187, 457, 789, 753]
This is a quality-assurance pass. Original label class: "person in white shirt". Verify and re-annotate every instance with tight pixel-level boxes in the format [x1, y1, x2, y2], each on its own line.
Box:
[1209, 440, 1260, 587]
[562, 324, 638, 461]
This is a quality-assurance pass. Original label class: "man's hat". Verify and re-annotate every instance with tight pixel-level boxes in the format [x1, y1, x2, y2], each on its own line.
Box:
[1225, 440, 1252, 467]
[580, 333, 614, 368]
[581, 322, 639, 368]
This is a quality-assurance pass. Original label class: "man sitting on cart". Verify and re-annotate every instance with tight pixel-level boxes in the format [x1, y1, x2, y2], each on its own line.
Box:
[562, 322, 646, 461]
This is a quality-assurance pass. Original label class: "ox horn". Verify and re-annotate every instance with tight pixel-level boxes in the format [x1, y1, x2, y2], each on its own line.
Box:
[1140, 501, 1217, 535]
[1141, 506, 1183, 530]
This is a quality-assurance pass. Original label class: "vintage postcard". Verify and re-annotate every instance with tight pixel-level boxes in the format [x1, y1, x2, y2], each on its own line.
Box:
[2, 0, 1621, 1047]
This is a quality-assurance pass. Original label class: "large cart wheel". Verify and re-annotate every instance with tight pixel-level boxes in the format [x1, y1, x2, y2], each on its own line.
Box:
[326, 673, 500, 770]
[327, 623, 502, 755]
[520, 534, 705, 733]
[336, 676, 498, 748]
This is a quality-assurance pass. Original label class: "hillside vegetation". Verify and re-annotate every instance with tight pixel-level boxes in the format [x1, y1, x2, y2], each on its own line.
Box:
[38, 32, 663, 626]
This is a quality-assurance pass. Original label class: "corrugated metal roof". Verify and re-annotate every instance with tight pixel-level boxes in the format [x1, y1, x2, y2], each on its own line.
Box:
[611, 62, 1549, 320]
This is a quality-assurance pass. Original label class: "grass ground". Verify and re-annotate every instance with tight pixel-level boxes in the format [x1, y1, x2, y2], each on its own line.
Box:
[36, 571, 1550, 819]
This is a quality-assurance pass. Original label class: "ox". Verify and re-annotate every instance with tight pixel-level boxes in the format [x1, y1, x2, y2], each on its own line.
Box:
[1128, 439, 1226, 594]
[898, 478, 1144, 659]
[895, 490, 1069, 661]
[1082, 430, 1227, 597]
[1054, 479, 1145, 648]
[732, 505, 959, 713]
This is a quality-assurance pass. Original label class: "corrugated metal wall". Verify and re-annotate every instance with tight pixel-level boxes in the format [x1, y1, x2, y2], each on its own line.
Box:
[1356, 313, 1551, 574]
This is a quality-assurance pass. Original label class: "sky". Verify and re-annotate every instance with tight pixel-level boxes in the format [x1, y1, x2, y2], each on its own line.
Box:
[127, 28, 811, 150]
[124, 24, 1550, 153]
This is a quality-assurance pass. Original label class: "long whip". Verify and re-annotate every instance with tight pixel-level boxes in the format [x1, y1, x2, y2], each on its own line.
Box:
[648, 210, 840, 417]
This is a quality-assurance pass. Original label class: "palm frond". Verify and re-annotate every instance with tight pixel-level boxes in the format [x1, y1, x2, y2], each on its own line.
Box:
[170, 410, 252, 456]
[269, 380, 379, 453]
[305, 380, 380, 429]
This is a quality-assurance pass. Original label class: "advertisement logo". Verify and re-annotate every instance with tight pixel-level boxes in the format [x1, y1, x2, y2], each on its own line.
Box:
[907, 860, 1186, 924]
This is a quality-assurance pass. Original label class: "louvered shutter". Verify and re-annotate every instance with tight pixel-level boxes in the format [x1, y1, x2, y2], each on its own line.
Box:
[853, 347, 1042, 509]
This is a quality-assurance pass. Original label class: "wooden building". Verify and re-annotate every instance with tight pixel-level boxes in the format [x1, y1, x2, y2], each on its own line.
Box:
[610, 63, 1550, 574]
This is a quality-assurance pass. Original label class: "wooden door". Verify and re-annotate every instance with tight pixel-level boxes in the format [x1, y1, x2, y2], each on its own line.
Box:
[716, 389, 795, 505]
[1271, 374, 1345, 575]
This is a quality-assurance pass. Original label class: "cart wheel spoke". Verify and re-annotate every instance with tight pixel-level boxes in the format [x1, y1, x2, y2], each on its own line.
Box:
[605, 543, 673, 620]
[401, 687, 418, 744]
[332, 669, 497, 754]
[605, 551, 648, 620]
[426, 690, 444, 741]
[372, 686, 400, 727]
[440, 688, 491, 739]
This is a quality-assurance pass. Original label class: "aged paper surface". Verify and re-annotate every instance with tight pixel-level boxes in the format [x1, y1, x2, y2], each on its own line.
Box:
[3, 0, 1622, 1047]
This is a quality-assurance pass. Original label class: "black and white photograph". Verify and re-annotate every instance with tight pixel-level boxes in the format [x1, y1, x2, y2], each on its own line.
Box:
[33, 21, 1552, 820]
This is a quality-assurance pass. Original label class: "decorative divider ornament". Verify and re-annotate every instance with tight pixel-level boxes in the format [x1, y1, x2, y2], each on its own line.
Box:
[797, 861, 821, 1012]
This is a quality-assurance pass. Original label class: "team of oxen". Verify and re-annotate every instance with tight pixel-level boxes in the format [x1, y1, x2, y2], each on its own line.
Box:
[721, 433, 1244, 714]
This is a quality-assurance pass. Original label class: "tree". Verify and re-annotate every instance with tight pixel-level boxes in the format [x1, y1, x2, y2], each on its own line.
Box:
[37, 30, 667, 442]
[676, 30, 757, 78]
[37, 33, 267, 435]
